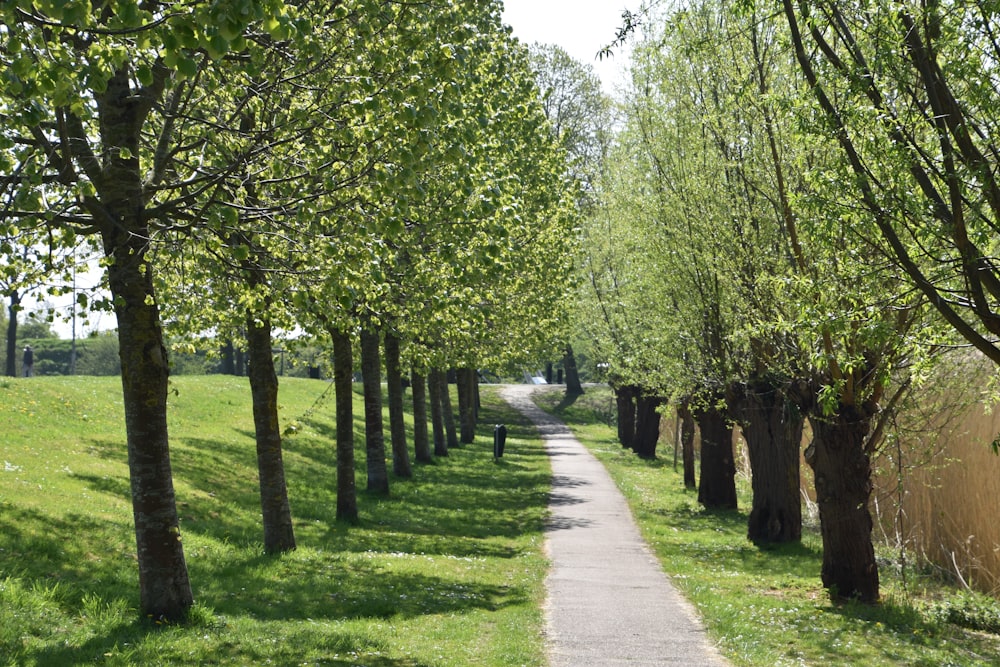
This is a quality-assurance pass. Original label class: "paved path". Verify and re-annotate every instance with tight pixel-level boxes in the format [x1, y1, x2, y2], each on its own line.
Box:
[501, 385, 731, 667]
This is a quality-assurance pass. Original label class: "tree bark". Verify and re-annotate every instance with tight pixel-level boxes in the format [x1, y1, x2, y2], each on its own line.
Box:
[807, 404, 880, 602]
[6, 291, 19, 377]
[563, 344, 584, 396]
[695, 400, 737, 510]
[678, 399, 697, 490]
[95, 68, 192, 621]
[732, 383, 803, 545]
[428, 367, 448, 456]
[245, 314, 295, 553]
[109, 248, 193, 621]
[384, 332, 412, 478]
[331, 328, 358, 522]
[411, 370, 432, 463]
[360, 324, 389, 495]
[615, 384, 638, 447]
[456, 366, 477, 444]
[632, 393, 664, 459]
[438, 368, 459, 449]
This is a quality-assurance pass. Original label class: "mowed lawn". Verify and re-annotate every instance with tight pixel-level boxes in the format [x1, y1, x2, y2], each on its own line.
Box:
[0, 375, 550, 667]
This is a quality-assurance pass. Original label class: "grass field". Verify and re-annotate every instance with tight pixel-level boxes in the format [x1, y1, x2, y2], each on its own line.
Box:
[0, 375, 550, 667]
[532, 385, 1000, 667]
[7, 375, 1000, 666]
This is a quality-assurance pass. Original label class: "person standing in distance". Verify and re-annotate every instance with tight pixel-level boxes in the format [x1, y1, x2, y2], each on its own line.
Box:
[23, 345, 33, 377]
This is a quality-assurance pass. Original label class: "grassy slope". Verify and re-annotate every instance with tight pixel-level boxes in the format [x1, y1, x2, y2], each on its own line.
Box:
[0, 376, 549, 667]
[532, 385, 1000, 667]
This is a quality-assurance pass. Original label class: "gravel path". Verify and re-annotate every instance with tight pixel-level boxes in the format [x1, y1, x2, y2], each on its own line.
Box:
[501, 385, 732, 667]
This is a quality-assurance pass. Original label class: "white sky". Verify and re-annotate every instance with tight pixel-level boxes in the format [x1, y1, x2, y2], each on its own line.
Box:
[501, 0, 635, 95]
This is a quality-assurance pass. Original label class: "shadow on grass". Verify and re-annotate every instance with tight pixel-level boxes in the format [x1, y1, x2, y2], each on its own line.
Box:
[1, 385, 549, 666]
[21, 612, 434, 667]
[0, 505, 135, 603]
[188, 546, 531, 621]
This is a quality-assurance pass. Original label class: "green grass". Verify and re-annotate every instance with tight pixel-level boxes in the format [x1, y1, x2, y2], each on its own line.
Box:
[0, 375, 549, 666]
[532, 385, 1000, 667]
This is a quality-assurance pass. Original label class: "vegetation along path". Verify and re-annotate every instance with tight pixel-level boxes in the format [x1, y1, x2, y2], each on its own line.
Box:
[501, 385, 730, 667]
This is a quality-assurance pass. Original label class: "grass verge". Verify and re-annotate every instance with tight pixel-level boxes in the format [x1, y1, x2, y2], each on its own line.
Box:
[532, 384, 1000, 667]
[0, 376, 549, 666]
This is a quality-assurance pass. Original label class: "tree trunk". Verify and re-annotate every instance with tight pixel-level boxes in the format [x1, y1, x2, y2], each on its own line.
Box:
[615, 384, 638, 447]
[696, 401, 737, 510]
[473, 371, 481, 416]
[678, 399, 697, 490]
[732, 383, 803, 545]
[360, 325, 389, 495]
[96, 69, 192, 621]
[632, 393, 663, 459]
[246, 314, 295, 553]
[563, 344, 584, 396]
[235, 344, 247, 377]
[438, 368, 459, 449]
[428, 367, 448, 456]
[6, 291, 19, 377]
[384, 332, 412, 478]
[331, 328, 358, 522]
[109, 253, 193, 621]
[457, 367, 477, 444]
[807, 404, 879, 602]
[411, 370, 433, 463]
[220, 340, 237, 375]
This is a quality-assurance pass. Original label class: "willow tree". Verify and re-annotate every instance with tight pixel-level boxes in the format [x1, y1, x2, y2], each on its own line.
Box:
[782, 1, 1000, 369]
[776, 0, 1000, 601]
[643, 0, 813, 538]
[600, 2, 931, 602]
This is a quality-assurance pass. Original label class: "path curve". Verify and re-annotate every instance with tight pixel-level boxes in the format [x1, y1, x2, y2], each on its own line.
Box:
[501, 384, 731, 667]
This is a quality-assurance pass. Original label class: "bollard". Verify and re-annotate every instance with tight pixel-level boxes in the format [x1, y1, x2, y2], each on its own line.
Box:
[493, 424, 507, 459]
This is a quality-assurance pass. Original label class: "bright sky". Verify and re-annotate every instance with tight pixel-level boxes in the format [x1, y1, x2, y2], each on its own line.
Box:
[501, 0, 635, 95]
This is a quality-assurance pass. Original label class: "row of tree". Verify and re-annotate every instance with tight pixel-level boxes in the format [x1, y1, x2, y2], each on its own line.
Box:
[580, 0, 1000, 604]
[1, 1, 578, 621]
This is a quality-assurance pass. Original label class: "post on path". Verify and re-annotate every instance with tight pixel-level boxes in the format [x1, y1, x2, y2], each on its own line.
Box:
[493, 424, 507, 460]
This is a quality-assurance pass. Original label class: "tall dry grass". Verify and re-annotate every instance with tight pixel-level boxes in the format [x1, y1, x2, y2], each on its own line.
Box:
[872, 362, 1000, 596]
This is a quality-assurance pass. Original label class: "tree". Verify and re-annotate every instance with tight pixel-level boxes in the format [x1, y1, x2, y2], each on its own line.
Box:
[529, 43, 611, 211]
[410, 370, 433, 463]
[0, 0, 300, 619]
[456, 366, 478, 444]
[781, 0, 1000, 369]
[529, 44, 614, 397]
[595, 1, 933, 602]
[428, 367, 449, 457]
[331, 326, 358, 522]
[2, 0, 504, 616]
[0, 228, 80, 376]
[360, 323, 389, 493]
[384, 330, 413, 477]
